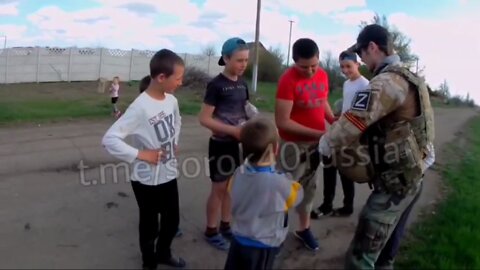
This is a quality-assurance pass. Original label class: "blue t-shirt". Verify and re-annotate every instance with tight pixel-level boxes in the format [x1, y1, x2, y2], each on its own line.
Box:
[203, 73, 249, 141]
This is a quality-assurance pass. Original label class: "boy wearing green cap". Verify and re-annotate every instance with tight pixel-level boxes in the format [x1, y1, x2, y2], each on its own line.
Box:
[199, 37, 254, 250]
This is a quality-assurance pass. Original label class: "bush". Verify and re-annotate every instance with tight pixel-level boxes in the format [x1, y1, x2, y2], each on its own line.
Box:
[182, 67, 212, 89]
[245, 48, 285, 82]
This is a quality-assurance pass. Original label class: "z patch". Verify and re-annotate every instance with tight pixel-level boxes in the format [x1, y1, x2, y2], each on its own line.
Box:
[351, 91, 371, 111]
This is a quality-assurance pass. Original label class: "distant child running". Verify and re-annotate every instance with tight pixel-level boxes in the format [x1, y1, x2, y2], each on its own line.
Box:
[110, 76, 121, 117]
[224, 117, 304, 270]
[198, 37, 251, 251]
[312, 50, 369, 218]
[102, 49, 186, 269]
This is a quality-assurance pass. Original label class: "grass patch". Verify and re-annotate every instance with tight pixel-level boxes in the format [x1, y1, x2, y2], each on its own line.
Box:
[397, 116, 480, 269]
[0, 80, 344, 124]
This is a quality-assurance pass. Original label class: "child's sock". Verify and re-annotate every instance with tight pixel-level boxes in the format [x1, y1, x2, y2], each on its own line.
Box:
[205, 226, 218, 237]
[220, 221, 231, 232]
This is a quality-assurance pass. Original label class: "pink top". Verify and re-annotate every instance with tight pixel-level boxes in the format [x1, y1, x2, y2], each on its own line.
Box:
[110, 83, 120, 98]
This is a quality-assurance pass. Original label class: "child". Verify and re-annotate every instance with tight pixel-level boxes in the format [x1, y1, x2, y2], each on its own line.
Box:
[138, 74, 183, 239]
[110, 76, 121, 117]
[102, 49, 185, 269]
[198, 37, 251, 251]
[311, 50, 369, 218]
[224, 117, 304, 270]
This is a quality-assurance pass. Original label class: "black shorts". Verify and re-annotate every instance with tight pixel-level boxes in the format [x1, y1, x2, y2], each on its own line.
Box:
[111, 97, 118, 104]
[208, 137, 241, 183]
[224, 238, 279, 270]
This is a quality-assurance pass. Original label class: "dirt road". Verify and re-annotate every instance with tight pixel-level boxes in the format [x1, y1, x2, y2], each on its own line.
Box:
[0, 107, 478, 269]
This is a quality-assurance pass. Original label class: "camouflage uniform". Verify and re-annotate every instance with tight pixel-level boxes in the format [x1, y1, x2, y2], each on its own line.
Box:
[319, 54, 435, 269]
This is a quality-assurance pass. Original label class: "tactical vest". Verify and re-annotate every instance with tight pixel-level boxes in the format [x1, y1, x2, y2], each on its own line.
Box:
[335, 65, 435, 196]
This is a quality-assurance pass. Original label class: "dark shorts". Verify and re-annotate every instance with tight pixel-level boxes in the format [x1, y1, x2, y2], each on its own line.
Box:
[208, 137, 241, 183]
[224, 238, 279, 270]
[111, 97, 118, 104]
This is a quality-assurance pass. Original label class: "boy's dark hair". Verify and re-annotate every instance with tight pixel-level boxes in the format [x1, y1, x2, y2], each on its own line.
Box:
[354, 24, 393, 56]
[292, 38, 319, 62]
[150, 49, 185, 79]
[339, 51, 358, 62]
[240, 117, 279, 163]
[139, 75, 151, 93]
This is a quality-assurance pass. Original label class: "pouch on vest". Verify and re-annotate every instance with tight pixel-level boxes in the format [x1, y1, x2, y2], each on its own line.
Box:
[378, 122, 423, 196]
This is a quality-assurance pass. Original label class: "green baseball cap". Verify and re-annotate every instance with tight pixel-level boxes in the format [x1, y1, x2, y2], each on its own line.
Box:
[218, 37, 247, 66]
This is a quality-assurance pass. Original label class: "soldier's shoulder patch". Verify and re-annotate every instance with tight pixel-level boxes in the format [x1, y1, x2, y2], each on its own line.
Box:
[351, 90, 371, 111]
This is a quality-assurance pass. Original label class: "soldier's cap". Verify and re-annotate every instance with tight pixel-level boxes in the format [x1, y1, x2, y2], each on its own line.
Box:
[218, 37, 248, 66]
[347, 24, 392, 55]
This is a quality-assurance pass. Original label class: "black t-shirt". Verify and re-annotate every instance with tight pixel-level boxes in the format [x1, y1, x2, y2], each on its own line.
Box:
[203, 73, 249, 141]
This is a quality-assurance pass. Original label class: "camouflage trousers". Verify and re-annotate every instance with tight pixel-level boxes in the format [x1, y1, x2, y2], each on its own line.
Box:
[345, 180, 423, 270]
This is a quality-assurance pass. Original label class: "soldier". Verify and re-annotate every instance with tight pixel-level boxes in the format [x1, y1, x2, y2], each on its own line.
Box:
[318, 24, 435, 269]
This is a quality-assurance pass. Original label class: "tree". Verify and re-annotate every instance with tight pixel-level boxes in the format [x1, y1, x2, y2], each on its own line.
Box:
[245, 46, 285, 82]
[438, 79, 451, 98]
[268, 46, 285, 66]
[360, 14, 417, 69]
[202, 45, 216, 57]
[319, 51, 343, 91]
[202, 45, 217, 75]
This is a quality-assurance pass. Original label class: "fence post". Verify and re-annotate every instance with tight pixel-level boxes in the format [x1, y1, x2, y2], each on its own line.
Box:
[98, 48, 103, 79]
[128, 49, 134, 81]
[67, 47, 72, 82]
[36, 47, 40, 83]
[3, 48, 7, 84]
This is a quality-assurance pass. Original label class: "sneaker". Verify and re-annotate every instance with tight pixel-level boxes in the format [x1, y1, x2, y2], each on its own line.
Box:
[204, 233, 230, 251]
[142, 263, 157, 270]
[175, 228, 183, 238]
[220, 227, 233, 240]
[157, 256, 186, 268]
[294, 228, 319, 251]
[331, 206, 353, 217]
[310, 204, 333, 219]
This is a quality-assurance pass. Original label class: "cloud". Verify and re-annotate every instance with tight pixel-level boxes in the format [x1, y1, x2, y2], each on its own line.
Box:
[0, 24, 27, 41]
[389, 12, 480, 103]
[118, 3, 157, 15]
[0, 2, 19, 16]
[276, 0, 366, 15]
[25, 5, 175, 49]
[331, 10, 375, 26]
[95, 0, 201, 24]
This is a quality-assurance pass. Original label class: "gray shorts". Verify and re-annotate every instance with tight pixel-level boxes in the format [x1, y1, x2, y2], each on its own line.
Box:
[277, 141, 320, 214]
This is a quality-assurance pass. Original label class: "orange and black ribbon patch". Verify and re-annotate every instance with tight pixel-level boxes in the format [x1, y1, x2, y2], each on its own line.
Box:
[344, 112, 367, 131]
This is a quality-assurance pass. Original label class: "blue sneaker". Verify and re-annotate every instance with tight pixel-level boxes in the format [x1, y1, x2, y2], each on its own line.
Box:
[294, 228, 319, 251]
[175, 228, 183, 238]
[205, 233, 230, 251]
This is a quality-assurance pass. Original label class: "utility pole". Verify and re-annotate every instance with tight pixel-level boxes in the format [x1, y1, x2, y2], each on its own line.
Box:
[286, 20, 294, 67]
[251, 0, 261, 93]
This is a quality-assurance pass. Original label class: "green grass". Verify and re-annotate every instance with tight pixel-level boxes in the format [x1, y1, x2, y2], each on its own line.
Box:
[397, 116, 480, 269]
[0, 81, 344, 125]
[0, 100, 111, 123]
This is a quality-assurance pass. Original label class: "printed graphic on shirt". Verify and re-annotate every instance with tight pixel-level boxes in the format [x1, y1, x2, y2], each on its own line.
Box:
[294, 81, 327, 109]
[149, 112, 176, 163]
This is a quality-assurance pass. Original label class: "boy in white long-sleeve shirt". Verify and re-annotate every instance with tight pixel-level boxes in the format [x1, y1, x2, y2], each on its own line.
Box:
[102, 49, 186, 269]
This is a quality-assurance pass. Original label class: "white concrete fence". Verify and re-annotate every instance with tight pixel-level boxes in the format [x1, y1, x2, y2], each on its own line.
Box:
[0, 47, 222, 84]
